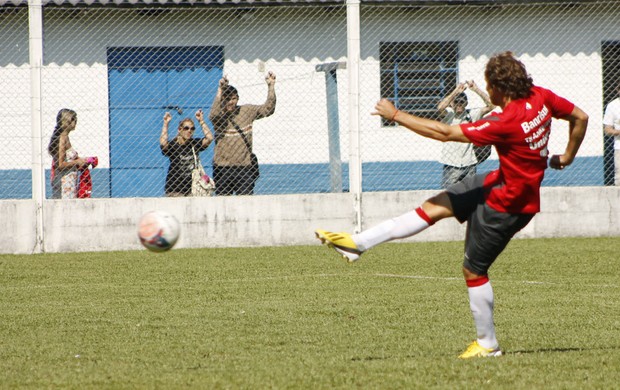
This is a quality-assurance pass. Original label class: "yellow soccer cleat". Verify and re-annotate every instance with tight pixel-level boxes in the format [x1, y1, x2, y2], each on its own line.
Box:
[315, 229, 362, 263]
[458, 340, 502, 359]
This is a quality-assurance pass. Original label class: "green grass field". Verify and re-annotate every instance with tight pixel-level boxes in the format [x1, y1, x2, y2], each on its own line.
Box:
[1, 237, 619, 389]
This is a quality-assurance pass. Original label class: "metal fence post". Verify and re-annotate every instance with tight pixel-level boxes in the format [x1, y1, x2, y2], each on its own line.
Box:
[29, 0, 45, 253]
[347, 0, 362, 233]
[316, 61, 346, 193]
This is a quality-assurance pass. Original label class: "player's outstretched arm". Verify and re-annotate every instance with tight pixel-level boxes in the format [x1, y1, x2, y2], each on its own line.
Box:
[550, 105, 588, 170]
[373, 98, 469, 143]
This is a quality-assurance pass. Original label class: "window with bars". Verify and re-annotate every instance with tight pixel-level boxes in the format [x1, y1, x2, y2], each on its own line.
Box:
[602, 40, 620, 186]
[380, 41, 458, 125]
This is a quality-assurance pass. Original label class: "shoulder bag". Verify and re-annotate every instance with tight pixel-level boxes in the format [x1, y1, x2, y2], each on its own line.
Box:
[474, 145, 492, 164]
[233, 123, 260, 183]
[191, 145, 215, 196]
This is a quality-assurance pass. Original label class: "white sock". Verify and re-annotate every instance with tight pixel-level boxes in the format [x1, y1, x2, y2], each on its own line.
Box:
[353, 208, 432, 252]
[467, 278, 499, 350]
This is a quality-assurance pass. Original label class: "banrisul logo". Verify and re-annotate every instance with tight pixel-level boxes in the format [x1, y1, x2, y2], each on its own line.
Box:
[521, 105, 549, 134]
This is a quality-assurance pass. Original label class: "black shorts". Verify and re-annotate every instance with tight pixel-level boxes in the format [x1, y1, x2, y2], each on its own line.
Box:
[446, 173, 534, 276]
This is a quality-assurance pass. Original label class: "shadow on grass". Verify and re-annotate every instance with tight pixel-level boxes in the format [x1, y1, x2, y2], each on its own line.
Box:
[507, 345, 619, 355]
[350, 345, 619, 361]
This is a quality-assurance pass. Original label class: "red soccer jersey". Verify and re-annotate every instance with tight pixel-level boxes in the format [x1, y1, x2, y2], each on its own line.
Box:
[460, 86, 575, 214]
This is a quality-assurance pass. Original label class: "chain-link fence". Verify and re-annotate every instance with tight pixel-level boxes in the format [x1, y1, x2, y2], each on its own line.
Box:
[1, 0, 619, 199]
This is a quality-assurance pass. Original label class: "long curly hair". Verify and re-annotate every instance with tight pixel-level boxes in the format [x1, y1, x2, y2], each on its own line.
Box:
[48, 108, 76, 159]
[485, 51, 533, 100]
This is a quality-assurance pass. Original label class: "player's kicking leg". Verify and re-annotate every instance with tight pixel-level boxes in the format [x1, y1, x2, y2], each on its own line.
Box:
[315, 203, 447, 263]
[315, 230, 362, 262]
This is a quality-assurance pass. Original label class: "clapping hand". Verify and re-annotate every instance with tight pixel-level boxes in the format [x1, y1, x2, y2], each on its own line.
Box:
[195, 109, 204, 123]
[466, 80, 482, 91]
[163, 112, 172, 125]
[219, 75, 229, 90]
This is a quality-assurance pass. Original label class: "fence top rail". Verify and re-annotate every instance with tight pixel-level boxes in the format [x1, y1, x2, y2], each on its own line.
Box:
[2, 0, 604, 8]
[3, 0, 345, 7]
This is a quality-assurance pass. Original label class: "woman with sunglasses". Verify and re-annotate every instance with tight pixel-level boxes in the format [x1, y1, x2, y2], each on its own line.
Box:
[160, 109, 214, 197]
[48, 108, 88, 199]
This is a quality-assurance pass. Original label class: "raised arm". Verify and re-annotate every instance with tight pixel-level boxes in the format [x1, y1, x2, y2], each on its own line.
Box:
[437, 83, 467, 114]
[467, 80, 495, 116]
[256, 71, 277, 118]
[375, 98, 468, 143]
[209, 76, 228, 121]
[549, 105, 588, 170]
[195, 109, 214, 148]
[160, 112, 172, 150]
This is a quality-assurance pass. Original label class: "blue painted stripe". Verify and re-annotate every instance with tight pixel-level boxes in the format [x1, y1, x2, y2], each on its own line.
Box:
[0, 156, 605, 199]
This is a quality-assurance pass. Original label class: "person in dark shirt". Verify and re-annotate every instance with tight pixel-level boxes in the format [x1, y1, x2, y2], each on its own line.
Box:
[160, 109, 213, 197]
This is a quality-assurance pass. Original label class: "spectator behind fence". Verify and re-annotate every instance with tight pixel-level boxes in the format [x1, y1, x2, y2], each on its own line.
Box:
[603, 82, 620, 185]
[48, 109, 89, 199]
[316, 51, 588, 359]
[160, 110, 214, 197]
[209, 72, 276, 195]
[437, 81, 495, 188]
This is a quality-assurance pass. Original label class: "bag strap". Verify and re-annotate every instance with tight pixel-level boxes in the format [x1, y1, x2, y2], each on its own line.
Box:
[191, 144, 201, 168]
[232, 121, 253, 153]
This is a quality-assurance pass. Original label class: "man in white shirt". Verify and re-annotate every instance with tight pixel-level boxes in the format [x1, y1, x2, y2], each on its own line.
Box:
[437, 81, 495, 188]
[603, 84, 620, 185]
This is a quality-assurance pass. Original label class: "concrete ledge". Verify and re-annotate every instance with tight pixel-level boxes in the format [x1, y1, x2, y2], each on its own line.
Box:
[2, 186, 619, 254]
[1, 200, 37, 254]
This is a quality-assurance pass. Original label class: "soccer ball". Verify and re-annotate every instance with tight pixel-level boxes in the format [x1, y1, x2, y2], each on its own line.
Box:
[138, 210, 180, 252]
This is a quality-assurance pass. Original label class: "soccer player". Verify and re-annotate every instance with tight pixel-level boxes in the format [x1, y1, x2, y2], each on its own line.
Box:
[316, 51, 588, 359]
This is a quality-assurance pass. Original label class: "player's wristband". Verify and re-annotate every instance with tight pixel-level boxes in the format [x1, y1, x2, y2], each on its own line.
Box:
[391, 110, 400, 122]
